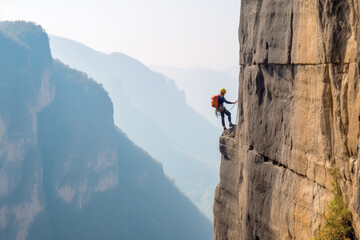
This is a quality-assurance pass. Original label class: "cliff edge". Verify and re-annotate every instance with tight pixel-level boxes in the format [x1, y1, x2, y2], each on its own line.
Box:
[213, 0, 360, 239]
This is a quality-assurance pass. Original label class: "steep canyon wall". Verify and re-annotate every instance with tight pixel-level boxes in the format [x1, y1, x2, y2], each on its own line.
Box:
[214, 0, 360, 239]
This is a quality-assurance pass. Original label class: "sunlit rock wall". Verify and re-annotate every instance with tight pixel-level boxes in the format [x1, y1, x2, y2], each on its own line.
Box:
[213, 1, 360, 239]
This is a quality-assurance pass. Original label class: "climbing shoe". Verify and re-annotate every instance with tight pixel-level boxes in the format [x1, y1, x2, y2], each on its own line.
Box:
[223, 126, 227, 130]
[229, 122, 235, 127]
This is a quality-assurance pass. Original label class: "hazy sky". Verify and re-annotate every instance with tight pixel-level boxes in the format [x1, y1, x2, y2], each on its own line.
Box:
[0, 0, 240, 70]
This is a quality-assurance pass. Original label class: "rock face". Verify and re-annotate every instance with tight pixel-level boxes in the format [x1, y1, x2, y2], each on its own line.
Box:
[0, 22, 54, 240]
[213, 1, 360, 239]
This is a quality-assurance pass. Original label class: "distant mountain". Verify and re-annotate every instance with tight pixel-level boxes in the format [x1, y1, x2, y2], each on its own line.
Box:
[50, 35, 221, 219]
[150, 66, 239, 127]
[0, 21, 212, 240]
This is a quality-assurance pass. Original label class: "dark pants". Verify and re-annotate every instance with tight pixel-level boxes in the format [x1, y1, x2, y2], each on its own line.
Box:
[221, 109, 231, 127]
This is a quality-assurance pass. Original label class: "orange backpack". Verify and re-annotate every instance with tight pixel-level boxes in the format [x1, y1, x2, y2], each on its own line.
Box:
[211, 95, 220, 108]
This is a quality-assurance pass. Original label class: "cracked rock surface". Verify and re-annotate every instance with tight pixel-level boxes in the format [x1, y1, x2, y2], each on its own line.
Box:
[213, 0, 360, 239]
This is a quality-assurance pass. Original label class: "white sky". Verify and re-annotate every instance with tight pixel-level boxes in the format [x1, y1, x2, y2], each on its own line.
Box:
[0, 0, 240, 70]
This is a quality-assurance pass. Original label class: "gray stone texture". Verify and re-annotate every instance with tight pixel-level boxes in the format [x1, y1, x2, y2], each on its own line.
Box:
[214, 0, 360, 239]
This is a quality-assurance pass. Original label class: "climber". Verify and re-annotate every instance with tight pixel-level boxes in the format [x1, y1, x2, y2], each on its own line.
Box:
[212, 88, 237, 130]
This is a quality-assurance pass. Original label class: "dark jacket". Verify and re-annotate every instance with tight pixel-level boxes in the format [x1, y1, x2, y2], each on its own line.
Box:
[218, 95, 232, 106]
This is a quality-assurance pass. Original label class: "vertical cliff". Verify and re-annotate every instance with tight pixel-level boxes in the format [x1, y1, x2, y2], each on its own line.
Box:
[213, 0, 360, 239]
[0, 22, 54, 240]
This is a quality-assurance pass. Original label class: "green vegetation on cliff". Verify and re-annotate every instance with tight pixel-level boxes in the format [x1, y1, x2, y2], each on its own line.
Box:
[314, 170, 353, 240]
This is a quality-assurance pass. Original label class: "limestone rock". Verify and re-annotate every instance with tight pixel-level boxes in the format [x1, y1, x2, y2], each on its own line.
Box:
[214, 0, 360, 239]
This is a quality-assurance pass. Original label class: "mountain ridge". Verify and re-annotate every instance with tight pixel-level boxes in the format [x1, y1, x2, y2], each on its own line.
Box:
[0, 21, 212, 240]
[150, 65, 239, 127]
[49, 34, 221, 219]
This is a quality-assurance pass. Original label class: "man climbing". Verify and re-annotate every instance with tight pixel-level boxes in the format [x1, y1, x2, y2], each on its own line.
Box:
[216, 88, 237, 130]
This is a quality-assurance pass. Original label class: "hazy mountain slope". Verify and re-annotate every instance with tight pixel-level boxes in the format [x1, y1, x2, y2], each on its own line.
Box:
[150, 66, 239, 127]
[0, 21, 54, 240]
[31, 60, 212, 240]
[0, 21, 212, 240]
[49, 35, 221, 219]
